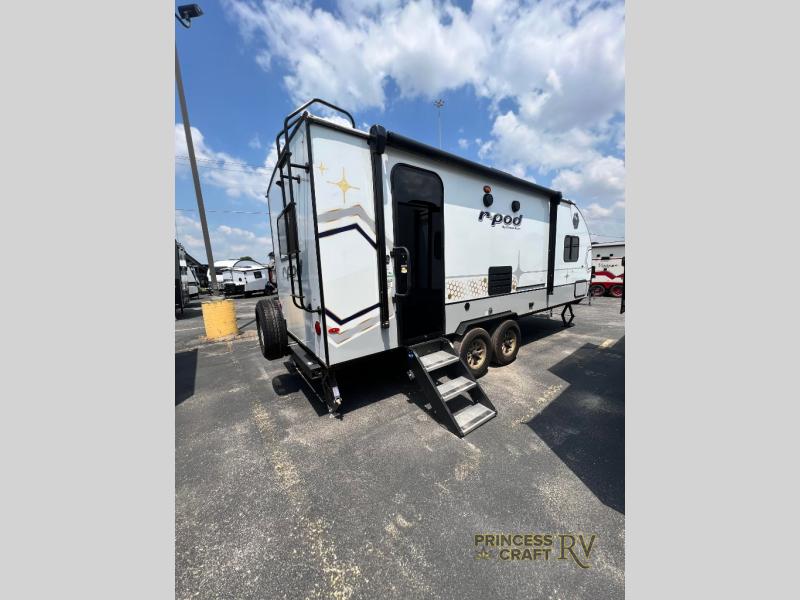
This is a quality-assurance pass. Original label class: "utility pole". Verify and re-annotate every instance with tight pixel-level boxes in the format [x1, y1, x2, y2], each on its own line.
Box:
[175, 5, 218, 293]
[434, 99, 444, 148]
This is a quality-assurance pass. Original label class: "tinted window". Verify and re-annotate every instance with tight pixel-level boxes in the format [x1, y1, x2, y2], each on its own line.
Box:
[253, 270, 262, 279]
[564, 235, 580, 262]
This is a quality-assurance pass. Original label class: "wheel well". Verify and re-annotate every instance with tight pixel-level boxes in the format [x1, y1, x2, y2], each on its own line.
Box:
[454, 311, 516, 337]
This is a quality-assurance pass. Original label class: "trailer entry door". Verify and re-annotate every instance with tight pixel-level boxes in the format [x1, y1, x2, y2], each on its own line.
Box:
[391, 164, 445, 345]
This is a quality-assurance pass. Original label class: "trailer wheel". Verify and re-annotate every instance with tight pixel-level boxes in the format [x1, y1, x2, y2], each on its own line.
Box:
[256, 299, 287, 360]
[490, 320, 521, 366]
[455, 327, 492, 378]
[610, 285, 624, 298]
[590, 284, 606, 296]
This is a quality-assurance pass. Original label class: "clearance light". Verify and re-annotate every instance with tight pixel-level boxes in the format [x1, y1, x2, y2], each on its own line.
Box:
[314, 321, 321, 335]
[328, 327, 341, 334]
[483, 185, 491, 193]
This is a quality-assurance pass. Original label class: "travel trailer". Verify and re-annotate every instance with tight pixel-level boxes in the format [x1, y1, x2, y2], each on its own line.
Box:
[256, 99, 592, 437]
[209, 259, 274, 297]
[180, 259, 200, 299]
[175, 241, 184, 314]
[175, 241, 198, 312]
[590, 241, 625, 297]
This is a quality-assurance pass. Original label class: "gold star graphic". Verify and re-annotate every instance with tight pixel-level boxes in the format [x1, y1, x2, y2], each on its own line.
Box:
[327, 168, 360, 204]
[318, 162, 328, 175]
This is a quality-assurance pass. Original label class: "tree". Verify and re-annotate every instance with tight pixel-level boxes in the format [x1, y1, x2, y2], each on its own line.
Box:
[239, 256, 254, 261]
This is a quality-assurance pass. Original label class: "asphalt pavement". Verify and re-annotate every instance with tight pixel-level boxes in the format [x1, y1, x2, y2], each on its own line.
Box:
[176, 294, 625, 599]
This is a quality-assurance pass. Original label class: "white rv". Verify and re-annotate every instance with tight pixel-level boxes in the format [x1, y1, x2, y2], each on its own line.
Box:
[590, 241, 625, 297]
[180, 259, 200, 299]
[209, 259, 273, 297]
[256, 100, 592, 436]
[176, 241, 198, 311]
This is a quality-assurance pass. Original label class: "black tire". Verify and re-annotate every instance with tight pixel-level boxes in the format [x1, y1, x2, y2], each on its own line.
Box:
[455, 327, 492, 378]
[490, 319, 521, 366]
[589, 284, 606, 296]
[256, 298, 287, 360]
[610, 285, 624, 298]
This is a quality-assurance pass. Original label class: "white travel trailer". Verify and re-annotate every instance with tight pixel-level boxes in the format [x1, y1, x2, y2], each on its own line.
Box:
[180, 259, 200, 299]
[210, 259, 273, 297]
[590, 241, 625, 297]
[176, 241, 198, 312]
[256, 100, 592, 436]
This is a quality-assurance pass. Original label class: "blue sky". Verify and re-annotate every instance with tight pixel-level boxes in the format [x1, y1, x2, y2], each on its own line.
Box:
[176, 0, 625, 264]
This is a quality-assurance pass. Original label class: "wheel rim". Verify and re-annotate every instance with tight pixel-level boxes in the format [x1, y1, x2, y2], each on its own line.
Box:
[611, 286, 623, 297]
[467, 338, 487, 369]
[591, 286, 604, 296]
[501, 329, 517, 356]
[257, 317, 264, 351]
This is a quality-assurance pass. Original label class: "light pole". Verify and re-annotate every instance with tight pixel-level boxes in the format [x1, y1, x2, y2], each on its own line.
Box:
[434, 99, 444, 148]
[175, 4, 218, 293]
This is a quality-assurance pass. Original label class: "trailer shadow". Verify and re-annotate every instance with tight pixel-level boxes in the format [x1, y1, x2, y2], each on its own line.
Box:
[271, 361, 329, 417]
[526, 336, 625, 513]
[175, 349, 198, 406]
[517, 313, 571, 346]
[335, 349, 421, 415]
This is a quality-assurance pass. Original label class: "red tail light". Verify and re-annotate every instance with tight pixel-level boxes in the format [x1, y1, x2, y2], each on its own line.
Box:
[314, 321, 321, 335]
[328, 327, 340, 334]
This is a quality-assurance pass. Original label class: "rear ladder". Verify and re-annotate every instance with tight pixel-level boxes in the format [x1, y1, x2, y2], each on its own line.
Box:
[408, 338, 497, 437]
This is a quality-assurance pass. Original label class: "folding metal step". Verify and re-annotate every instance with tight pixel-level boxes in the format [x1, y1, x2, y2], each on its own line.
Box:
[420, 350, 459, 372]
[452, 403, 496, 435]
[437, 376, 476, 401]
[408, 338, 497, 437]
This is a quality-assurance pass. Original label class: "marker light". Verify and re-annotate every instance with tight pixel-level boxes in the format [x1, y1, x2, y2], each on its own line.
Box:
[483, 185, 491, 193]
[314, 321, 321, 335]
[328, 327, 340, 334]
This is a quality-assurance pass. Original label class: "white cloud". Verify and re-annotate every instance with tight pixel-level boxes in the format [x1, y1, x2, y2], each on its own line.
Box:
[552, 155, 625, 204]
[176, 214, 273, 264]
[248, 133, 262, 149]
[223, 0, 624, 234]
[175, 124, 276, 202]
[457, 138, 469, 150]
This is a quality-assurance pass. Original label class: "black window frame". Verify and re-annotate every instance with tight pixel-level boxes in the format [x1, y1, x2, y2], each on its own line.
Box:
[276, 202, 300, 258]
[564, 235, 580, 262]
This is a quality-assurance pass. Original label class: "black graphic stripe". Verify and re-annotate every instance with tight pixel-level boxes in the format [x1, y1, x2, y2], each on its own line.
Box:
[318, 223, 377, 249]
[325, 304, 380, 325]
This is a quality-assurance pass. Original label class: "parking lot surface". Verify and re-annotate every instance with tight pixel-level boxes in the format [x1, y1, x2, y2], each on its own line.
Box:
[176, 294, 624, 599]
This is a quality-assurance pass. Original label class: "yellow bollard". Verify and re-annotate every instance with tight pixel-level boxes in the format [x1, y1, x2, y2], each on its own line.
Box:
[201, 298, 239, 340]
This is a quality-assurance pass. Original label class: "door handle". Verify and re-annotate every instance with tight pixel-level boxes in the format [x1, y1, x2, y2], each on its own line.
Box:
[391, 246, 411, 297]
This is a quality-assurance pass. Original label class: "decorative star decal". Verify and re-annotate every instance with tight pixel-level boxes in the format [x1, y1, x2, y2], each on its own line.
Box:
[327, 168, 360, 204]
[318, 162, 328, 175]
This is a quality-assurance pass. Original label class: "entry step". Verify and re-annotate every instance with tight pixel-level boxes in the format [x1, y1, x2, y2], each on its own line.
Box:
[420, 350, 459, 372]
[436, 376, 476, 401]
[453, 403, 496, 434]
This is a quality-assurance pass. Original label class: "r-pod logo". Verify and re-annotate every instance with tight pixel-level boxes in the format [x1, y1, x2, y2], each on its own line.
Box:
[479, 211, 523, 227]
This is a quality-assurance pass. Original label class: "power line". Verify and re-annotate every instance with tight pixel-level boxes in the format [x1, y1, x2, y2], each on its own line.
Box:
[175, 156, 267, 175]
[176, 154, 267, 170]
[176, 208, 269, 215]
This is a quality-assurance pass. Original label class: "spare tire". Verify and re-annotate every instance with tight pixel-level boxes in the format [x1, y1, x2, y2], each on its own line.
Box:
[256, 298, 287, 360]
